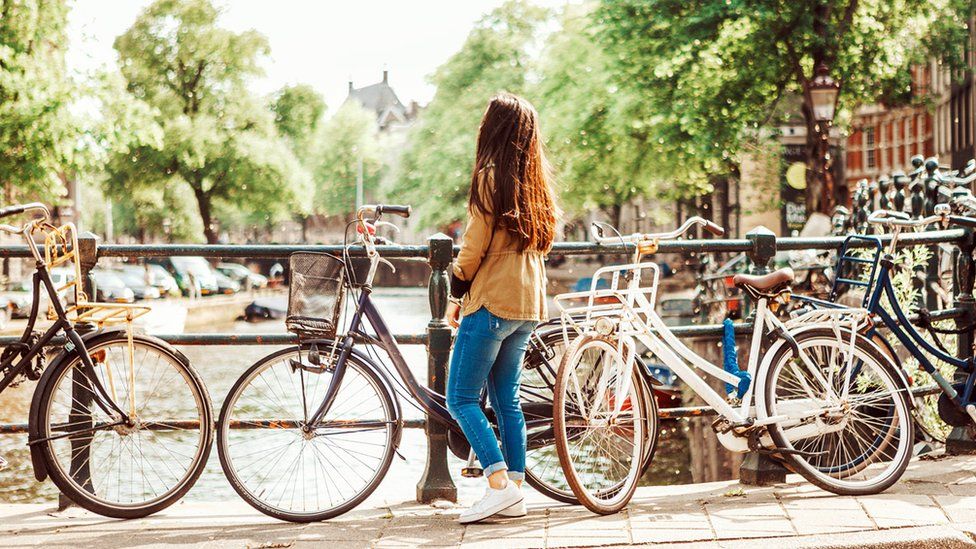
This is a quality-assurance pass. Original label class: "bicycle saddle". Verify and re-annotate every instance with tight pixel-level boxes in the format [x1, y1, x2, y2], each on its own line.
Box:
[732, 267, 794, 294]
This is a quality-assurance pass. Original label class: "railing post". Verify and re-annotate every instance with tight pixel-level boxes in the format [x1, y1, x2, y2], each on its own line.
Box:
[58, 231, 99, 511]
[417, 233, 457, 503]
[738, 225, 788, 485]
[948, 227, 976, 454]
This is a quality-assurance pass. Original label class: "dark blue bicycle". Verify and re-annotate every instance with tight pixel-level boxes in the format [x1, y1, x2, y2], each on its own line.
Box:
[798, 203, 976, 431]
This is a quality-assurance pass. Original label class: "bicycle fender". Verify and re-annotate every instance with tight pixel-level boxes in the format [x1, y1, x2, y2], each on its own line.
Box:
[27, 328, 136, 482]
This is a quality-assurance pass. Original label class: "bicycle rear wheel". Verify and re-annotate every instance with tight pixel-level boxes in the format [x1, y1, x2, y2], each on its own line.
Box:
[217, 346, 396, 522]
[36, 334, 212, 519]
[553, 334, 655, 514]
[758, 329, 913, 495]
[521, 329, 577, 504]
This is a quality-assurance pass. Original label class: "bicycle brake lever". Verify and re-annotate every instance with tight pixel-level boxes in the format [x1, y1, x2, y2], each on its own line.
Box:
[379, 257, 396, 274]
[374, 221, 400, 234]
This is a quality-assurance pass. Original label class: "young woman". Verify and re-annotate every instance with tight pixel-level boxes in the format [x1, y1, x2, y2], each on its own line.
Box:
[445, 93, 557, 524]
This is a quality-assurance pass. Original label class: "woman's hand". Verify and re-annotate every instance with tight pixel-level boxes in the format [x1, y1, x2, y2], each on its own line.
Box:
[446, 301, 461, 328]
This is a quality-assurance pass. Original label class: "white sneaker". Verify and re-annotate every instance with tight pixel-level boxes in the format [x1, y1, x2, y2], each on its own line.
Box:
[496, 499, 527, 518]
[458, 482, 523, 524]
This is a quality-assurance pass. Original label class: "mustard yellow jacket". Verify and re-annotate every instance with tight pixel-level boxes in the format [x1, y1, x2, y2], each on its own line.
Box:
[449, 192, 548, 322]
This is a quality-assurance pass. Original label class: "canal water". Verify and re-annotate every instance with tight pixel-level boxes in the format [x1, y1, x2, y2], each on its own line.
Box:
[0, 287, 693, 504]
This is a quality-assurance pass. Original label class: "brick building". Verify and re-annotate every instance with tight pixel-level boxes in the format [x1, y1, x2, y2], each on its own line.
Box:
[844, 67, 936, 189]
[845, 18, 976, 190]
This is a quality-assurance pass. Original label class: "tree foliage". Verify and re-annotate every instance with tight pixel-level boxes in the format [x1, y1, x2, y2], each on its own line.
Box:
[395, 1, 549, 226]
[313, 102, 384, 216]
[0, 0, 78, 201]
[272, 83, 326, 162]
[533, 4, 669, 226]
[108, 0, 310, 243]
[595, 0, 974, 212]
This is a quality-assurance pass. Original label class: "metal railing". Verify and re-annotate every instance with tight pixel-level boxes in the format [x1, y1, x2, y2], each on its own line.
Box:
[1, 224, 973, 501]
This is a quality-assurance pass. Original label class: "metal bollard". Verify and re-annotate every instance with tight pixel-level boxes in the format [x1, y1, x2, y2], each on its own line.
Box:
[58, 231, 99, 511]
[738, 226, 788, 485]
[416, 233, 458, 503]
[948, 227, 976, 454]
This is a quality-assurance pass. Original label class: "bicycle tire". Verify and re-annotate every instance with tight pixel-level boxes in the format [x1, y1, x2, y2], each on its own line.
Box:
[35, 333, 213, 519]
[554, 334, 655, 514]
[758, 328, 913, 496]
[217, 346, 397, 523]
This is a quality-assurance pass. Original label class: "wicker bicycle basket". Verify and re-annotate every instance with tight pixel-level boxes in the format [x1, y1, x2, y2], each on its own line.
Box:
[286, 252, 347, 339]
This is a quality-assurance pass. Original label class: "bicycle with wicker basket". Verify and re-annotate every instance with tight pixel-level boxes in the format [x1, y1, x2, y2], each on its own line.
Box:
[550, 217, 916, 514]
[0, 203, 213, 518]
[215, 203, 601, 522]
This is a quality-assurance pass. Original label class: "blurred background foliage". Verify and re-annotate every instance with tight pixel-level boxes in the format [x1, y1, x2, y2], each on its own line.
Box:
[0, 0, 972, 241]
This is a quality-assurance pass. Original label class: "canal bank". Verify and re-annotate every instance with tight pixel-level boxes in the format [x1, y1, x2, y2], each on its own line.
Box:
[3, 451, 976, 548]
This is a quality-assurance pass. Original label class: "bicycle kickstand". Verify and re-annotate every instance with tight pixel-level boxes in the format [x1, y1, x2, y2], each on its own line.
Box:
[461, 449, 483, 478]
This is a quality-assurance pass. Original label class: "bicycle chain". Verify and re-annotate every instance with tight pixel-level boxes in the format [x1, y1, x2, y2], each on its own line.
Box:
[0, 332, 44, 387]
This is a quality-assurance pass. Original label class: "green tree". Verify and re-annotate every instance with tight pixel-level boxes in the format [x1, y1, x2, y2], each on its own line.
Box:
[534, 4, 670, 226]
[395, 1, 549, 226]
[272, 83, 326, 162]
[109, 0, 310, 243]
[596, 0, 973, 214]
[313, 102, 383, 215]
[0, 0, 78, 201]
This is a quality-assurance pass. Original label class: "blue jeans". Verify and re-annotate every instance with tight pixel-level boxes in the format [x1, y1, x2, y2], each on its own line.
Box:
[446, 307, 536, 480]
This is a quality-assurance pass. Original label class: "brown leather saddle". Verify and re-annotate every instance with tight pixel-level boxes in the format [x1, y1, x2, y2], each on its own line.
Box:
[732, 267, 794, 299]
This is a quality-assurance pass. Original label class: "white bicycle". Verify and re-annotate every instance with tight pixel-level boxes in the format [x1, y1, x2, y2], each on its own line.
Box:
[552, 218, 914, 514]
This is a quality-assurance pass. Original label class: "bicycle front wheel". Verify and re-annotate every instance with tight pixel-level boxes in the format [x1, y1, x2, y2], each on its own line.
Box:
[554, 334, 654, 514]
[217, 346, 396, 522]
[36, 334, 213, 518]
[758, 329, 914, 495]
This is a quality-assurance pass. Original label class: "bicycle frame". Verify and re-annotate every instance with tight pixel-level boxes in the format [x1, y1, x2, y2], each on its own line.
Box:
[0, 233, 127, 427]
[862, 245, 973, 409]
[801, 232, 975, 415]
[305, 286, 456, 432]
[556, 259, 869, 452]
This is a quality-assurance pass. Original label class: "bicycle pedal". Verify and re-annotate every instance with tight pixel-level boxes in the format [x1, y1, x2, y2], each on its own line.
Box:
[461, 467, 483, 478]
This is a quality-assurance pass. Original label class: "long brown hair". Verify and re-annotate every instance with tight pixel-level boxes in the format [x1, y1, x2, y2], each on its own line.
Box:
[469, 93, 557, 253]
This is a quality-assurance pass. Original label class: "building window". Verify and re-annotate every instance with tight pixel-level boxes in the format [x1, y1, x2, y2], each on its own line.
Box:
[865, 127, 876, 168]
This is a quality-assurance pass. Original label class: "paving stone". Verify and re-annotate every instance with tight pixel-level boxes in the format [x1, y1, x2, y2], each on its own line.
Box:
[857, 494, 949, 528]
[629, 510, 715, 544]
[932, 495, 976, 524]
[704, 502, 795, 539]
[460, 536, 545, 549]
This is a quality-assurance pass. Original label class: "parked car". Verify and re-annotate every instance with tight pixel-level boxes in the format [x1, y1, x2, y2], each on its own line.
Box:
[120, 264, 179, 298]
[213, 271, 241, 295]
[217, 262, 268, 290]
[4, 279, 34, 318]
[114, 268, 161, 300]
[148, 257, 219, 296]
[146, 264, 180, 296]
[91, 269, 135, 303]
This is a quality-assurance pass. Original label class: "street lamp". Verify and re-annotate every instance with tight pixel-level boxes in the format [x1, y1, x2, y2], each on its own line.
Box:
[806, 62, 840, 214]
[809, 62, 839, 124]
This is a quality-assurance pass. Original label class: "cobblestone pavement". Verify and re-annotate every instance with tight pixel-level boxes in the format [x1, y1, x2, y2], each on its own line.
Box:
[3, 452, 976, 548]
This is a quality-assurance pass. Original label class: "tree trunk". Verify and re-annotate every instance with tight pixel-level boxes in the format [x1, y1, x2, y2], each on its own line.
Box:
[191, 185, 219, 244]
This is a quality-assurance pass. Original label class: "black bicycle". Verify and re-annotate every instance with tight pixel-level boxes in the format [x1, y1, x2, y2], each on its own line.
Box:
[215, 204, 656, 522]
[0, 203, 213, 518]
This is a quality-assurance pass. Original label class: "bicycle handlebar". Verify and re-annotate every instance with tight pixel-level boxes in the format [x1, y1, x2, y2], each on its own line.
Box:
[868, 209, 943, 228]
[0, 202, 49, 221]
[590, 216, 726, 245]
[358, 204, 411, 220]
